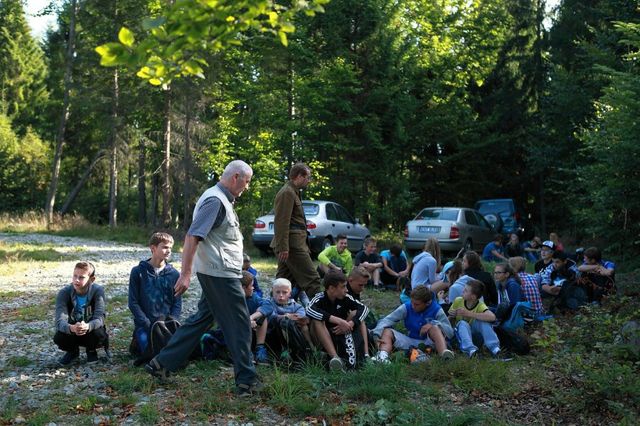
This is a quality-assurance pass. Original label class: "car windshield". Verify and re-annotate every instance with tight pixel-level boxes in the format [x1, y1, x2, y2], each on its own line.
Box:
[476, 200, 513, 217]
[416, 208, 459, 221]
[302, 203, 319, 216]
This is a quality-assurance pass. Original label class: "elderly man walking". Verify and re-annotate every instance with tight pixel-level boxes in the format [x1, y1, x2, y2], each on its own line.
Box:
[270, 162, 323, 298]
[145, 160, 260, 397]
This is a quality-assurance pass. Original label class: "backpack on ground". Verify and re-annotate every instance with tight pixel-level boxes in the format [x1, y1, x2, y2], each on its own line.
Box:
[200, 328, 230, 362]
[495, 326, 530, 355]
[501, 301, 533, 332]
[266, 317, 311, 364]
[133, 318, 180, 366]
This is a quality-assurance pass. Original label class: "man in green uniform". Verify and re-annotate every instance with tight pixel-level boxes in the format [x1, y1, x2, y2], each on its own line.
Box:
[270, 163, 323, 298]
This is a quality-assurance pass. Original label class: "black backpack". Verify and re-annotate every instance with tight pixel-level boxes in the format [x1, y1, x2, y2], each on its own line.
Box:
[132, 318, 180, 366]
[496, 326, 530, 355]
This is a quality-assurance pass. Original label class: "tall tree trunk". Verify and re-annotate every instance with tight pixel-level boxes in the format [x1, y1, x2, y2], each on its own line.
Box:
[161, 88, 172, 225]
[60, 150, 107, 215]
[287, 56, 294, 164]
[183, 92, 192, 230]
[45, 0, 78, 225]
[151, 172, 159, 226]
[108, 67, 119, 228]
[138, 135, 147, 225]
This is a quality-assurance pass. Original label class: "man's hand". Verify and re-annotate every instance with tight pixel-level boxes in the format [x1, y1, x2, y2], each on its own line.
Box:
[250, 320, 258, 329]
[286, 313, 301, 321]
[174, 273, 191, 297]
[332, 319, 354, 335]
[399, 270, 409, 277]
[278, 251, 289, 262]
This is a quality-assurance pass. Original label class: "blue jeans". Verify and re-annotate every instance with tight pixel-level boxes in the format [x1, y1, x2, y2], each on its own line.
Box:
[455, 320, 500, 355]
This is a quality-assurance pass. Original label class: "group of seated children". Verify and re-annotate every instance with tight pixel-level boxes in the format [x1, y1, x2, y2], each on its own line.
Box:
[52, 233, 616, 371]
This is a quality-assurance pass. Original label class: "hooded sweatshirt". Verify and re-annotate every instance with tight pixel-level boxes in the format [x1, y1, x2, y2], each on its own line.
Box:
[128, 260, 182, 331]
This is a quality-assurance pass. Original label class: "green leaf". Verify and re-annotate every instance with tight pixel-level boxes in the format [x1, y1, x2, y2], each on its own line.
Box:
[278, 30, 288, 46]
[118, 27, 135, 47]
[142, 17, 166, 30]
[95, 43, 126, 66]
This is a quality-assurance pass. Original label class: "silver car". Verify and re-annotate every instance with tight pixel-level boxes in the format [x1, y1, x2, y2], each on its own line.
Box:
[404, 207, 497, 254]
[252, 200, 371, 255]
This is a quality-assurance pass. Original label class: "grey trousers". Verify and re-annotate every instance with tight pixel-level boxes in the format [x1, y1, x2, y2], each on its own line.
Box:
[156, 273, 256, 386]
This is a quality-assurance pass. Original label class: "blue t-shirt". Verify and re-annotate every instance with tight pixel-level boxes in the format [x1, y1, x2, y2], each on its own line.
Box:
[74, 294, 88, 322]
[380, 250, 409, 277]
[482, 242, 503, 262]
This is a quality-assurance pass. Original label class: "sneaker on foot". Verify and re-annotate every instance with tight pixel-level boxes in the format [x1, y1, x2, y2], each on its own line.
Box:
[467, 350, 478, 359]
[58, 350, 79, 366]
[255, 345, 270, 366]
[441, 349, 455, 360]
[235, 383, 254, 398]
[491, 350, 513, 362]
[86, 350, 99, 364]
[329, 356, 344, 371]
[371, 352, 390, 364]
[145, 358, 170, 380]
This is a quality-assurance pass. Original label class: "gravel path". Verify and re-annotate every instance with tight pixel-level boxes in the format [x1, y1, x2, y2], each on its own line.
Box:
[0, 233, 205, 424]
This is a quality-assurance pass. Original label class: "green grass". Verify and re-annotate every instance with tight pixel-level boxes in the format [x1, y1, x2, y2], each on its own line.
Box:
[138, 403, 161, 425]
[106, 370, 155, 394]
[6, 356, 33, 367]
[0, 241, 66, 263]
[15, 302, 51, 321]
[0, 290, 21, 299]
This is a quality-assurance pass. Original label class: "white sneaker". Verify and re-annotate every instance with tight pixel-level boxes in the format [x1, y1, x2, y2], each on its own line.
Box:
[371, 352, 390, 364]
[329, 356, 344, 371]
[441, 349, 455, 360]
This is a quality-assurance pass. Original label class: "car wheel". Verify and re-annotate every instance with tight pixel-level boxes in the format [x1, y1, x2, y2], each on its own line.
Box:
[322, 237, 333, 250]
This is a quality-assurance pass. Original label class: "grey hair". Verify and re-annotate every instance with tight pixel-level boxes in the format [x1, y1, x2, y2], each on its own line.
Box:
[221, 160, 252, 180]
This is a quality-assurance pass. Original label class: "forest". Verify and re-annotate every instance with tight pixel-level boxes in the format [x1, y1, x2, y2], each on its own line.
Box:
[1, 0, 639, 265]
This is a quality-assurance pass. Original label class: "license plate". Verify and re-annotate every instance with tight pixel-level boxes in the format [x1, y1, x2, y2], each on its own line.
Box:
[418, 226, 440, 233]
[268, 223, 274, 231]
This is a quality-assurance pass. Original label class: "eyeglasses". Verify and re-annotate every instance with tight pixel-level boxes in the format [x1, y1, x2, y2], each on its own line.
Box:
[493, 271, 506, 275]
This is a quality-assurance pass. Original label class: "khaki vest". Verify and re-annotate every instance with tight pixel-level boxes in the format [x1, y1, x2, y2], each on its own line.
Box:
[192, 185, 243, 278]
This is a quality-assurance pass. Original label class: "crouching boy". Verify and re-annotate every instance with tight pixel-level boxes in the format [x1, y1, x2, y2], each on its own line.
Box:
[128, 232, 182, 361]
[266, 278, 312, 363]
[448, 279, 504, 359]
[372, 285, 454, 363]
[54, 261, 108, 366]
[307, 270, 370, 370]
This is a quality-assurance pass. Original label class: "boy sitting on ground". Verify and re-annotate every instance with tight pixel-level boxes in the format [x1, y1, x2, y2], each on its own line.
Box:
[241, 271, 273, 365]
[128, 232, 182, 359]
[317, 234, 353, 276]
[354, 237, 383, 288]
[379, 244, 411, 291]
[54, 261, 108, 366]
[307, 270, 370, 370]
[448, 280, 504, 359]
[372, 285, 454, 363]
[577, 246, 616, 303]
[266, 278, 313, 361]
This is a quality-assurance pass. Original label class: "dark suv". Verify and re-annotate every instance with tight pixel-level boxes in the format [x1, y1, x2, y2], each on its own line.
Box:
[474, 198, 526, 237]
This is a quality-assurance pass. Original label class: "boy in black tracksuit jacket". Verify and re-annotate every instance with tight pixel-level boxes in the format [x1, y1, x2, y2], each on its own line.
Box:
[307, 270, 369, 370]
